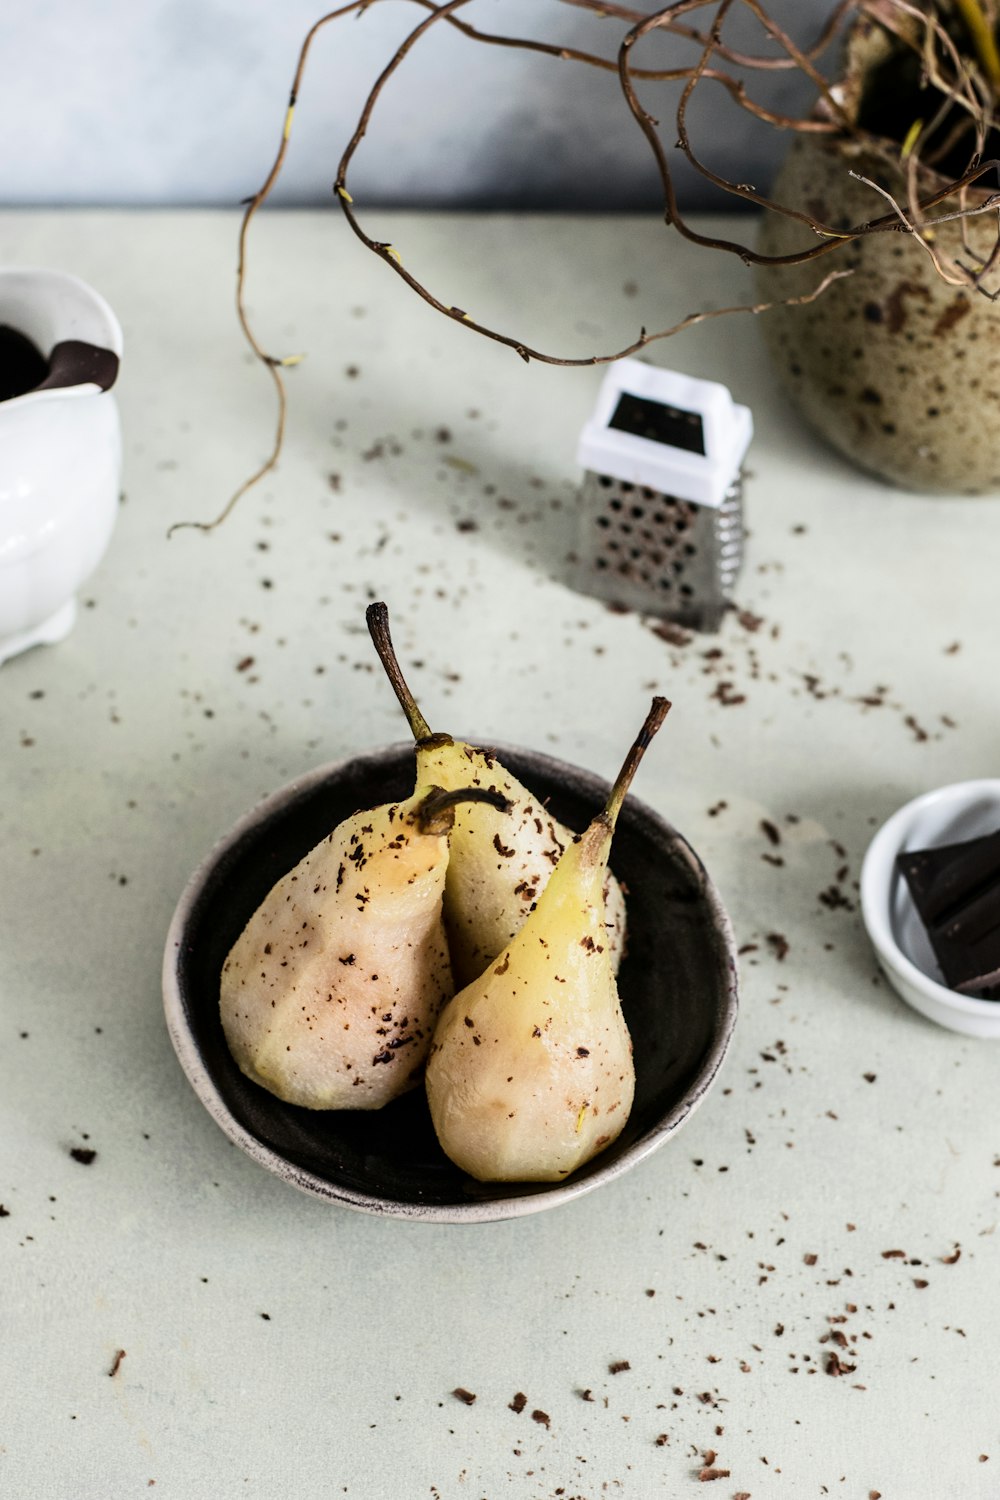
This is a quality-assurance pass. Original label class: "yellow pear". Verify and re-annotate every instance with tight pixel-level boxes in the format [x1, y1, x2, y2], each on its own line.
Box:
[220, 783, 505, 1110]
[366, 602, 627, 986]
[425, 697, 670, 1182]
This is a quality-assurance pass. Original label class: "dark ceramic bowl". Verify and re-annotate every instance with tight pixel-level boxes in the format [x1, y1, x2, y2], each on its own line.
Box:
[163, 742, 738, 1223]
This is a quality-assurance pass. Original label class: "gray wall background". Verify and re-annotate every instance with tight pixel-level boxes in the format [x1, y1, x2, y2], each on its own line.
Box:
[1, 0, 833, 210]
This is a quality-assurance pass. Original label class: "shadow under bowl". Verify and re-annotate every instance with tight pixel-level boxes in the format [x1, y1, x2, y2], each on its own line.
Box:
[163, 742, 739, 1223]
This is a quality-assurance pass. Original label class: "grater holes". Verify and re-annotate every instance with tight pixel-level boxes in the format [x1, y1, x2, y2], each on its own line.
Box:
[579, 468, 745, 620]
[594, 482, 697, 593]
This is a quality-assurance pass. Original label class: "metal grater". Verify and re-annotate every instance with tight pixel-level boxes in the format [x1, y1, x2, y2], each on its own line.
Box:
[576, 471, 744, 632]
[574, 360, 752, 633]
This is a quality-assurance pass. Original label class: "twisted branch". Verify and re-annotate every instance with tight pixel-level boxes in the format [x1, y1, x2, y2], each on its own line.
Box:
[177, 0, 1000, 533]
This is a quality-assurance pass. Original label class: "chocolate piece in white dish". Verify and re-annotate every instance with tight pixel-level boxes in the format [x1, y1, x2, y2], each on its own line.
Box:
[896, 827, 1000, 995]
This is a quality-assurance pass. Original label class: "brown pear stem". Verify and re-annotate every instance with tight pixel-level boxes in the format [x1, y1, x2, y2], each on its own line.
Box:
[603, 696, 671, 833]
[366, 601, 433, 741]
[417, 785, 511, 836]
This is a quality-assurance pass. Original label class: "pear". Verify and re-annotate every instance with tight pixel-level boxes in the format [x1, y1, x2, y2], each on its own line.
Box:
[220, 782, 506, 1110]
[425, 697, 670, 1183]
[366, 602, 627, 987]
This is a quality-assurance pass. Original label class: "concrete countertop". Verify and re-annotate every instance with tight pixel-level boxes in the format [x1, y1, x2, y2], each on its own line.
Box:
[1, 208, 997, 1499]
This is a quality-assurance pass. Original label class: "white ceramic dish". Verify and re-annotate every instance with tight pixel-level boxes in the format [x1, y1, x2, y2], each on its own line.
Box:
[163, 741, 739, 1223]
[860, 779, 1000, 1037]
[0, 268, 123, 666]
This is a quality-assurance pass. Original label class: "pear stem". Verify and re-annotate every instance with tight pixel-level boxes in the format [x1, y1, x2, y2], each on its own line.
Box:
[417, 785, 511, 836]
[366, 601, 433, 741]
[603, 696, 671, 833]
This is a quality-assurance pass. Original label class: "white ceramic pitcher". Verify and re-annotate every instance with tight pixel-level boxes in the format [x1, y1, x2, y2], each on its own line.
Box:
[0, 267, 123, 666]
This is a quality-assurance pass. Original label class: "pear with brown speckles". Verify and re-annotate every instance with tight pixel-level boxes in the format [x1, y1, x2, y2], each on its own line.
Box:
[367, 602, 627, 987]
[425, 698, 669, 1182]
[220, 783, 505, 1110]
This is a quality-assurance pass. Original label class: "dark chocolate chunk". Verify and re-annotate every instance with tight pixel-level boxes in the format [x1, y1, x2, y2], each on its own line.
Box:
[0, 324, 48, 401]
[896, 827, 1000, 994]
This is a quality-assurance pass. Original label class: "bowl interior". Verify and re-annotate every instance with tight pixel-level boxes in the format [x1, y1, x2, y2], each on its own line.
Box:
[887, 783, 1000, 994]
[167, 743, 737, 1217]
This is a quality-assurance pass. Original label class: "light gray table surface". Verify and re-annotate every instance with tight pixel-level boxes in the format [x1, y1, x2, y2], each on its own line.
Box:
[1, 208, 998, 1499]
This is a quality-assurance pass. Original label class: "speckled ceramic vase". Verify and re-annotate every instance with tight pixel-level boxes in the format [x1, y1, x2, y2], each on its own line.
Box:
[755, 133, 1000, 494]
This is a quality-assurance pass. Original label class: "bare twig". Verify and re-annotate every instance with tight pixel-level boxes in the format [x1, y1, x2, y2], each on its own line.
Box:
[954, 0, 1000, 87]
[177, 0, 1000, 533]
[169, 0, 370, 535]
